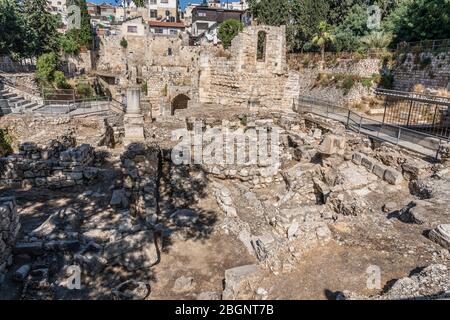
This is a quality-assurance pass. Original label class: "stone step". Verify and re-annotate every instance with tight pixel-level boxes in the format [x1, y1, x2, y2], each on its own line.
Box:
[15, 99, 29, 107]
[2, 92, 18, 99]
[22, 101, 38, 109]
[8, 96, 23, 103]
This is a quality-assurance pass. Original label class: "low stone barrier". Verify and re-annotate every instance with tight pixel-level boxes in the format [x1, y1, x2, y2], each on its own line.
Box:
[0, 141, 100, 189]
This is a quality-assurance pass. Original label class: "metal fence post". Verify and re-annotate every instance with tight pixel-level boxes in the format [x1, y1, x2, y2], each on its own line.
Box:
[346, 109, 350, 128]
[397, 128, 402, 145]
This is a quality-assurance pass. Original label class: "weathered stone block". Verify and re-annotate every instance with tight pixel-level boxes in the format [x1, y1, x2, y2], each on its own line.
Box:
[384, 168, 403, 185]
[361, 157, 374, 172]
[352, 153, 363, 165]
[222, 264, 261, 300]
[372, 163, 387, 179]
[428, 224, 450, 249]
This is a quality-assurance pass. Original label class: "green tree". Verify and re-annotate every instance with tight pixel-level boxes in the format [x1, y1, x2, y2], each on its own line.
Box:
[248, 0, 290, 26]
[36, 52, 59, 82]
[218, 19, 244, 49]
[291, 0, 330, 51]
[0, 0, 27, 58]
[23, 0, 60, 56]
[333, 4, 369, 52]
[384, 0, 450, 44]
[312, 21, 336, 64]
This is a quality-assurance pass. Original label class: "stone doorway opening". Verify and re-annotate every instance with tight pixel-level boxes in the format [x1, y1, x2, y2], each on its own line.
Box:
[171, 94, 190, 115]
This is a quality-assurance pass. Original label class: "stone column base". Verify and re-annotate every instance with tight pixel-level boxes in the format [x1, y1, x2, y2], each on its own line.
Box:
[123, 114, 145, 145]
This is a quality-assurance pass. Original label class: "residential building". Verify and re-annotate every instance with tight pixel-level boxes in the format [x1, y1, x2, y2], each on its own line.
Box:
[99, 2, 116, 21]
[46, 0, 68, 24]
[87, 2, 100, 16]
[190, 5, 243, 37]
[148, 21, 185, 36]
[121, 17, 149, 36]
[223, 1, 249, 11]
[148, 0, 179, 23]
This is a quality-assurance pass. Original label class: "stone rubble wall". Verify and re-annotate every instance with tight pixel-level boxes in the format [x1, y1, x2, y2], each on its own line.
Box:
[0, 141, 100, 189]
[0, 197, 20, 284]
[393, 52, 450, 92]
[110, 143, 160, 220]
[292, 58, 381, 106]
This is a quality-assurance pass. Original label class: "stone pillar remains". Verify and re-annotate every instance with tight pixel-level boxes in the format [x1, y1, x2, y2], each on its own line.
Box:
[123, 87, 145, 145]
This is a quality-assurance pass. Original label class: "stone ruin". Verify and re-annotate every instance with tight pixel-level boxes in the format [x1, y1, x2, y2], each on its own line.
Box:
[5, 99, 450, 300]
[0, 25, 449, 301]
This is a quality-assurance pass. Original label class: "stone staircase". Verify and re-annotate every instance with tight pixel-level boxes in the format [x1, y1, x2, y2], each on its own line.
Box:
[0, 87, 40, 115]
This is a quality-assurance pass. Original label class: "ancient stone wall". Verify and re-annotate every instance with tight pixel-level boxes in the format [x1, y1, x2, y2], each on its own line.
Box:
[393, 52, 450, 92]
[199, 26, 294, 110]
[0, 197, 20, 284]
[291, 58, 381, 106]
[0, 141, 100, 189]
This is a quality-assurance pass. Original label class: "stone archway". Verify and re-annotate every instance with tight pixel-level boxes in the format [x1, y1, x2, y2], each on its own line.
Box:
[171, 94, 190, 115]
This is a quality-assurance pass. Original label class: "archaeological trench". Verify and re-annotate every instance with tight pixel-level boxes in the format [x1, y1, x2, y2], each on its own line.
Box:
[0, 26, 449, 300]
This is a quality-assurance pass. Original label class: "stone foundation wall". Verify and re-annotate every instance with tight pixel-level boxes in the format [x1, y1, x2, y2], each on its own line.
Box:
[393, 52, 450, 92]
[292, 58, 381, 106]
[0, 141, 100, 189]
[0, 197, 20, 284]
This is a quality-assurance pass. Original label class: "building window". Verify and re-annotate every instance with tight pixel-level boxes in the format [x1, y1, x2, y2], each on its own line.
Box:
[165, 10, 170, 17]
[168, 48, 173, 56]
[155, 28, 164, 34]
[257, 31, 267, 62]
[169, 29, 178, 35]
[150, 10, 158, 18]
[149, 0, 157, 4]
[127, 25, 138, 33]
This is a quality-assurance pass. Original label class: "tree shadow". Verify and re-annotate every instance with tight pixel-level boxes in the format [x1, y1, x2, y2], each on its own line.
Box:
[0, 140, 218, 300]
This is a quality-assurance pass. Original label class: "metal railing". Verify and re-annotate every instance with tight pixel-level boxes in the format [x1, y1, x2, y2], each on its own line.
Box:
[397, 39, 450, 52]
[295, 96, 448, 160]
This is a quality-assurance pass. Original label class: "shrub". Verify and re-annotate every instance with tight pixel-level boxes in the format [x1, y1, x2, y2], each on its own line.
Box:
[342, 76, 355, 95]
[380, 70, 394, 89]
[54, 71, 71, 89]
[141, 81, 148, 95]
[76, 82, 94, 98]
[59, 34, 80, 55]
[420, 56, 432, 69]
[0, 128, 13, 156]
[36, 52, 59, 82]
[120, 37, 128, 49]
[218, 19, 244, 49]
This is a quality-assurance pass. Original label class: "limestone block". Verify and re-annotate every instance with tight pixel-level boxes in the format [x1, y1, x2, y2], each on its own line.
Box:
[222, 264, 261, 300]
[318, 134, 346, 156]
[384, 168, 403, 185]
[352, 153, 363, 165]
[372, 163, 387, 179]
[428, 224, 450, 249]
[361, 156, 375, 172]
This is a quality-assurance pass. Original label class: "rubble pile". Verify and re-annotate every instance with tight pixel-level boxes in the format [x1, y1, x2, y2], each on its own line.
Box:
[338, 264, 450, 300]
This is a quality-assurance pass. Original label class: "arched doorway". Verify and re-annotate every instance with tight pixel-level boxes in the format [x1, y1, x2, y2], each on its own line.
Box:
[171, 94, 190, 115]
